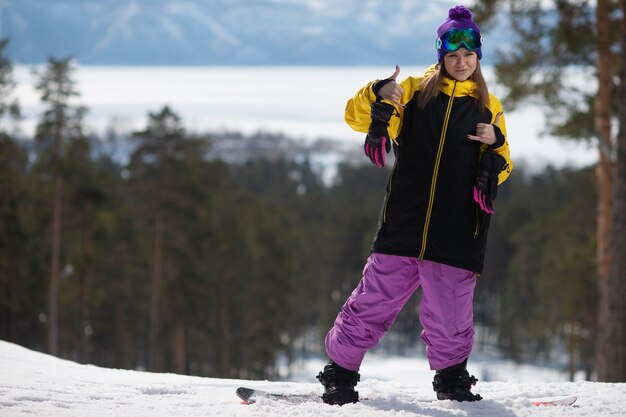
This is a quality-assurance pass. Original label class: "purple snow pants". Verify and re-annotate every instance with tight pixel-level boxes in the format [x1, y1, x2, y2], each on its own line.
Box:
[325, 253, 477, 371]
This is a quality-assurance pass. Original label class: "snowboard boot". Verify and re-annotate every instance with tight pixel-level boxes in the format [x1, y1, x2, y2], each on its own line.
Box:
[316, 360, 360, 405]
[432, 360, 482, 402]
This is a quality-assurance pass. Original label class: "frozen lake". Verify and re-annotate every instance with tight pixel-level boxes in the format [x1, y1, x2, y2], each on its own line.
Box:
[14, 65, 597, 171]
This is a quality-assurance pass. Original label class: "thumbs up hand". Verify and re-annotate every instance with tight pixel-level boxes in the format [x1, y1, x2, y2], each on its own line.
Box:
[375, 65, 405, 108]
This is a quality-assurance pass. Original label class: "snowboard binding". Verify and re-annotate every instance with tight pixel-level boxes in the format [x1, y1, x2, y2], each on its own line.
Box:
[432, 360, 482, 402]
[317, 361, 360, 405]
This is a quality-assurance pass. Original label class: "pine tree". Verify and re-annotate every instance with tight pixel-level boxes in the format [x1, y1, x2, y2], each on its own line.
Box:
[0, 38, 19, 129]
[607, 0, 626, 381]
[33, 56, 87, 356]
[0, 38, 23, 342]
[492, 166, 596, 375]
[63, 134, 108, 362]
[129, 106, 208, 372]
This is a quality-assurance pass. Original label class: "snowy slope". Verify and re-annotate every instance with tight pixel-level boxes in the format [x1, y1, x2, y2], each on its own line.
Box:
[1, 340, 625, 417]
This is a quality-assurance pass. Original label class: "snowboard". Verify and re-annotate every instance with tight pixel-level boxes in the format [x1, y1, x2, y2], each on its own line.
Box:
[236, 387, 320, 404]
[530, 396, 577, 406]
[236, 386, 577, 407]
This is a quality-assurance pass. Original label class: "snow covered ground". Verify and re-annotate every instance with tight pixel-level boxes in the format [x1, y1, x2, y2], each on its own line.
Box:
[1, 340, 624, 417]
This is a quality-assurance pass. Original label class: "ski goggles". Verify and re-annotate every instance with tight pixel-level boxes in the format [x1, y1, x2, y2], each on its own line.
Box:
[436, 28, 482, 52]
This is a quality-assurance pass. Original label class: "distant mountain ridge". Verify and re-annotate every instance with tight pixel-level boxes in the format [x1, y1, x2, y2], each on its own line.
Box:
[3, 0, 502, 66]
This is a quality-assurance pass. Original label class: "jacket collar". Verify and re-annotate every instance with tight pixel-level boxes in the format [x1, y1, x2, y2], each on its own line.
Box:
[441, 76, 477, 97]
[418, 64, 478, 98]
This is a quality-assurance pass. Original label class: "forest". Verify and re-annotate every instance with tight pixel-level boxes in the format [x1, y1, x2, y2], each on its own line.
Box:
[0, 38, 602, 382]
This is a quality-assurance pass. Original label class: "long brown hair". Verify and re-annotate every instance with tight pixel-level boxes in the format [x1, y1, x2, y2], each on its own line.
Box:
[417, 61, 490, 110]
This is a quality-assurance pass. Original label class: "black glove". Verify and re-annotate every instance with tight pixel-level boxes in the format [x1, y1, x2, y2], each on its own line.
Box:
[473, 149, 507, 214]
[364, 101, 395, 168]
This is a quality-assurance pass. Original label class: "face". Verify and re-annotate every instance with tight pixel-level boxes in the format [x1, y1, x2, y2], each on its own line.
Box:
[442, 48, 478, 81]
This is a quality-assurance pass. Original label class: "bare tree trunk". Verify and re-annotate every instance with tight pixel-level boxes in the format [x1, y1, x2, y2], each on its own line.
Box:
[594, 0, 616, 381]
[218, 274, 231, 377]
[172, 316, 186, 374]
[79, 202, 93, 363]
[10, 272, 17, 342]
[114, 260, 134, 369]
[148, 212, 163, 371]
[170, 273, 186, 374]
[603, 0, 626, 381]
[567, 334, 574, 381]
[47, 172, 63, 356]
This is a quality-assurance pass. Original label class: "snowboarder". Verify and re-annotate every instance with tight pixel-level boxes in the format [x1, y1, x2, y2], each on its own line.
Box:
[317, 5, 513, 405]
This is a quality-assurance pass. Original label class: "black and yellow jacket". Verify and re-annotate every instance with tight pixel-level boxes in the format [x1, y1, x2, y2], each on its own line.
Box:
[345, 65, 512, 273]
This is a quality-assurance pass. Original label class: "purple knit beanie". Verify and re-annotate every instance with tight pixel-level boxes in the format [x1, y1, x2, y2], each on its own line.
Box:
[436, 5, 482, 61]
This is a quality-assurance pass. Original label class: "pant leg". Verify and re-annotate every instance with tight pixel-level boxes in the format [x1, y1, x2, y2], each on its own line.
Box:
[418, 260, 477, 370]
[325, 253, 421, 371]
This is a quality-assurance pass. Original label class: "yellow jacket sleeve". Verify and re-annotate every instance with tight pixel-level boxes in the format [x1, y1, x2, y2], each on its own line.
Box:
[344, 65, 439, 144]
[486, 93, 513, 185]
[344, 79, 414, 144]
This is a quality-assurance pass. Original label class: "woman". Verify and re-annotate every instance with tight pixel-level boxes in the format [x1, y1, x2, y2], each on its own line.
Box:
[317, 5, 513, 405]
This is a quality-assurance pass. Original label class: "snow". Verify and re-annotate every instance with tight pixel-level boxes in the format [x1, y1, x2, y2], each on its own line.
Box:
[1, 340, 625, 416]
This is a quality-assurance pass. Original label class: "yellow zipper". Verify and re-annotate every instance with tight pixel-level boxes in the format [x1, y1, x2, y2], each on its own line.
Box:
[474, 207, 480, 238]
[419, 81, 457, 259]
